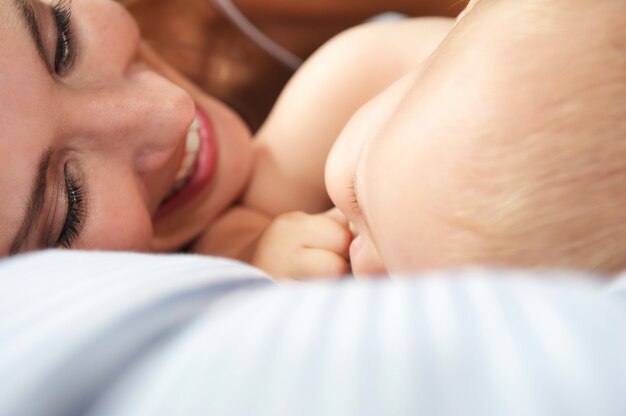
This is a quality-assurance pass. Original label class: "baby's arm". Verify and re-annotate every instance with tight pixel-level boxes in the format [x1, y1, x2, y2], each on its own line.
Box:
[194, 18, 454, 279]
[242, 17, 455, 216]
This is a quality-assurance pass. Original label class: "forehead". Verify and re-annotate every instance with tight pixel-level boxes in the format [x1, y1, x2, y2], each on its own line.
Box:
[0, 0, 55, 133]
[0, 0, 55, 149]
[0, 0, 55, 251]
[465, 0, 623, 92]
[0, 0, 34, 40]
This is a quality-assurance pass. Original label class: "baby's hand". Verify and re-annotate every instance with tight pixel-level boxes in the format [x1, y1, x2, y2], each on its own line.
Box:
[252, 208, 352, 280]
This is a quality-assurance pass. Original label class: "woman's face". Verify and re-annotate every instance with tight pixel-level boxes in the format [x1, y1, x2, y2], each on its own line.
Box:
[0, 0, 253, 255]
[326, 0, 625, 275]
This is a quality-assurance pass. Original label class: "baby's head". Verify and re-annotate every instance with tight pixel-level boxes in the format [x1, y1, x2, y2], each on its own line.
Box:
[326, 0, 626, 275]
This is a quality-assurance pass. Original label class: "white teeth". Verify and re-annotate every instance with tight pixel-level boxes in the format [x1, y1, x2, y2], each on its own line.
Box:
[175, 130, 199, 182]
[164, 116, 201, 201]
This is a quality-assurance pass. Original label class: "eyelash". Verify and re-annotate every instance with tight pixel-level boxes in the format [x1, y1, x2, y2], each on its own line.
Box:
[57, 164, 85, 248]
[348, 181, 362, 215]
[51, 0, 75, 75]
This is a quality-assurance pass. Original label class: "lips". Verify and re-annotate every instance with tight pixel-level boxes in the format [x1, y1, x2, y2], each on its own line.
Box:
[153, 105, 217, 220]
[163, 116, 201, 201]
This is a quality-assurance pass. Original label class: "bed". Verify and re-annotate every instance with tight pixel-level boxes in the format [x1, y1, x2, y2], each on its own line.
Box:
[2, 250, 626, 416]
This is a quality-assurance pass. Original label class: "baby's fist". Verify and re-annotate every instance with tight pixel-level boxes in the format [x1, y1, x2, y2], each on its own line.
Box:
[252, 209, 352, 280]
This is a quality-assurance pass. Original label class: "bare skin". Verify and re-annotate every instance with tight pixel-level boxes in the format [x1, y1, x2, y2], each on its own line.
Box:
[189, 18, 455, 279]
[327, 0, 626, 276]
[8, 0, 621, 280]
[0, 0, 453, 280]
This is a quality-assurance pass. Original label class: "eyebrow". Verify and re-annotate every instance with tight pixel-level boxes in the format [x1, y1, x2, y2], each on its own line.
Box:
[10, 0, 53, 74]
[10, 149, 54, 255]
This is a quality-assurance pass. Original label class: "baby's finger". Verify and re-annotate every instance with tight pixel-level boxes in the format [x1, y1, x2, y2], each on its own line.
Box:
[292, 248, 350, 280]
[302, 215, 352, 258]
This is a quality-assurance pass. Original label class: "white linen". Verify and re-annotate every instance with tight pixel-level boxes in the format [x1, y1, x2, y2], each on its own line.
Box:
[1, 250, 626, 416]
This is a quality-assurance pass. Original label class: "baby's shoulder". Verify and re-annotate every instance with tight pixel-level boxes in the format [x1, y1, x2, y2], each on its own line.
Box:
[310, 17, 455, 71]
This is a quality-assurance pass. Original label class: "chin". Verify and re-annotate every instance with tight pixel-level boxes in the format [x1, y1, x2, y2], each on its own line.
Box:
[149, 161, 252, 253]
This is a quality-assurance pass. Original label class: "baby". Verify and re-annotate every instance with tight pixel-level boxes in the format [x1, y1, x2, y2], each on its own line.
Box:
[326, 0, 626, 276]
[161, 0, 626, 278]
[186, 16, 456, 278]
[1, 0, 621, 279]
[12, 0, 626, 278]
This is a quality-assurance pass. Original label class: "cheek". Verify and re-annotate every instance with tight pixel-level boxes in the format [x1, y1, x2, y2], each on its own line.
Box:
[80, 170, 154, 251]
[325, 90, 394, 219]
[327, 71, 418, 206]
[359, 117, 459, 273]
[325, 125, 359, 218]
[84, 209, 153, 251]
[326, 122, 386, 277]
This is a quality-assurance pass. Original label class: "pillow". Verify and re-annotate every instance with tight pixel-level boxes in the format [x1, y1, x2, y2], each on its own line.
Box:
[0, 250, 270, 416]
[2, 251, 626, 416]
[91, 270, 626, 416]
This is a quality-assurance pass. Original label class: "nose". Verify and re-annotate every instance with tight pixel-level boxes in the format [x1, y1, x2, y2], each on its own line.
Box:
[64, 71, 195, 173]
[59, 0, 196, 174]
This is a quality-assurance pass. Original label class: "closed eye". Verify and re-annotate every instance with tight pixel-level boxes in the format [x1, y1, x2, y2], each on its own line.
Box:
[347, 174, 373, 232]
[51, 0, 75, 75]
[348, 176, 362, 216]
[56, 162, 86, 248]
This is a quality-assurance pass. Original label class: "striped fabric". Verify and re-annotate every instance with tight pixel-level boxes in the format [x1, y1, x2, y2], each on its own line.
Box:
[1, 251, 626, 416]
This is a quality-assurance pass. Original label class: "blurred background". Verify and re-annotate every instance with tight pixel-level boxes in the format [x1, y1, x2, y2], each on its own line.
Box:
[120, 0, 468, 131]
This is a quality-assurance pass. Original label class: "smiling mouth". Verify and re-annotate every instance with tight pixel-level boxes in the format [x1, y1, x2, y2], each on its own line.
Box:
[163, 116, 201, 202]
[153, 105, 217, 221]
